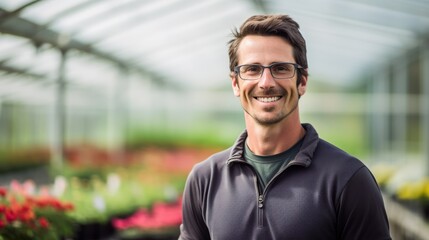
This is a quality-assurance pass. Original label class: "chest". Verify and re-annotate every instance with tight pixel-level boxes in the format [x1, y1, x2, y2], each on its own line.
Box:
[203, 165, 338, 240]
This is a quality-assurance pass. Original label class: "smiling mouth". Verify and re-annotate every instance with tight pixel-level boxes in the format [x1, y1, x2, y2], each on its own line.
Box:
[255, 96, 282, 103]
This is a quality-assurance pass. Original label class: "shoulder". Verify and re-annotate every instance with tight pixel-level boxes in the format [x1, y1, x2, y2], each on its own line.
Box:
[314, 138, 365, 171]
[314, 139, 384, 204]
[310, 138, 375, 195]
[299, 124, 367, 178]
[297, 124, 367, 180]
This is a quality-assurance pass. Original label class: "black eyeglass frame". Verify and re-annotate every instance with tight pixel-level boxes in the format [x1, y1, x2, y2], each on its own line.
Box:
[233, 62, 303, 80]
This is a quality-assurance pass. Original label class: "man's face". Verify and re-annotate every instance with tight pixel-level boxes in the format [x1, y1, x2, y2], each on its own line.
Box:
[231, 35, 307, 126]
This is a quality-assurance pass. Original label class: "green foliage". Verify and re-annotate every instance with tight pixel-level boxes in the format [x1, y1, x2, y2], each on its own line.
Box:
[126, 127, 232, 150]
[34, 207, 76, 239]
[58, 166, 186, 224]
[0, 149, 49, 173]
[118, 226, 179, 239]
[303, 114, 368, 158]
[53, 164, 107, 181]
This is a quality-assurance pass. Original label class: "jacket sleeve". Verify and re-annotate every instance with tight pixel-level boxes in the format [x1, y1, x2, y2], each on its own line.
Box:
[179, 167, 211, 240]
[337, 166, 392, 240]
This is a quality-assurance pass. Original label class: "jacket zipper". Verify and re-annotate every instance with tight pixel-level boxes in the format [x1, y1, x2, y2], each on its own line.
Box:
[229, 158, 307, 228]
[230, 159, 265, 227]
[264, 160, 307, 192]
[257, 194, 264, 228]
[258, 161, 307, 228]
[242, 160, 266, 228]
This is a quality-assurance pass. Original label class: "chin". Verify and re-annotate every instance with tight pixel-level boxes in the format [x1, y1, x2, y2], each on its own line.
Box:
[253, 114, 285, 125]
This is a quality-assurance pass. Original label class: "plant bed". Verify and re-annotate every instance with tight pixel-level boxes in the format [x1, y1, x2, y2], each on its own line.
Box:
[392, 197, 429, 222]
[0, 147, 50, 173]
[113, 197, 182, 240]
[117, 227, 179, 240]
[72, 221, 116, 240]
[0, 182, 75, 240]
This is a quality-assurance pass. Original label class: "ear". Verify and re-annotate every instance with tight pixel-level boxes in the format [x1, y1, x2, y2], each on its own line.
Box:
[298, 74, 308, 97]
[231, 73, 240, 97]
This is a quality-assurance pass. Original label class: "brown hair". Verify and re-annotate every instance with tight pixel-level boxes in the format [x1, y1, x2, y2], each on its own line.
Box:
[228, 14, 308, 84]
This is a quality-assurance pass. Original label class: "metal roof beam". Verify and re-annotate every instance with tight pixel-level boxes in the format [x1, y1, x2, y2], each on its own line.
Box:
[0, 62, 45, 79]
[0, 10, 123, 62]
[0, 0, 41, 23]
[0, 8, 175, 88]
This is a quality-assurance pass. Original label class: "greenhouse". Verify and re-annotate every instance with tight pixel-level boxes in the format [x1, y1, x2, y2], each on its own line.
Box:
[0, 0, 429, 239]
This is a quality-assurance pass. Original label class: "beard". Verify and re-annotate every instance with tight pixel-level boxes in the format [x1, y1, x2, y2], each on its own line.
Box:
[244, 99, 299, 126]
[242, 87, 300, 126]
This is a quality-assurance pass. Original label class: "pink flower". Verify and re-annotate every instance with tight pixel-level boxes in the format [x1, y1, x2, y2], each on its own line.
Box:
[113, 197, 183, 230]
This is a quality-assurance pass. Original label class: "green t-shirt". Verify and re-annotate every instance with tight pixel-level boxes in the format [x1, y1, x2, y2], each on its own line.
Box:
[244, 138, 303, 189]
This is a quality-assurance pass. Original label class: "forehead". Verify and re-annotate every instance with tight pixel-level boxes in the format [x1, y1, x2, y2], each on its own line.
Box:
[237, 35, 294, 64]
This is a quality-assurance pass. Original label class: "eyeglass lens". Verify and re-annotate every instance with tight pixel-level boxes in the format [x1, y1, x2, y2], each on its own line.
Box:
[238, 63, 296, 80]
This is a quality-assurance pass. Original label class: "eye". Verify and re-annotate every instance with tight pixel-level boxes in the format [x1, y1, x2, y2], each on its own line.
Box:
[272, 63, 293, 73]
[243, 65, 260, 72]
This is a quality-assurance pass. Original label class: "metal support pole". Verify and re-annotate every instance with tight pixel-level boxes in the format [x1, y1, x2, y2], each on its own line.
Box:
[372, 65, 390, 157]
[421, 43, 429, 176]
[108, 65, 128, 162]
[392, 59, 408, 155]
[51, 49, 67, 170]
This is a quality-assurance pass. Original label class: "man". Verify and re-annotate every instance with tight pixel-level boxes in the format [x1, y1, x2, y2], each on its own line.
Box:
[179, 14, 391, 240]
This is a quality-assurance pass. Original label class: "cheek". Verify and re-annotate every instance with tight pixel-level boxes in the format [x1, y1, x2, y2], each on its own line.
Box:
[285, 83, 299, 95]
[295, 86, 301, 97]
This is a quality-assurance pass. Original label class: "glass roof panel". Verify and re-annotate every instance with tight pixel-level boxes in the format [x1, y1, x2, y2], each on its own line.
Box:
[20, 0, 90, 24]
[0, 0, 427, 91]
[0, 0, 33, 11]
[261, 0, 428, 86]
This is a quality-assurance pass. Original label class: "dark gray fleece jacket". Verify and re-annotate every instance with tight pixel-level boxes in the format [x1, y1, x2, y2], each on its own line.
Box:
[179, 124, 391, 240]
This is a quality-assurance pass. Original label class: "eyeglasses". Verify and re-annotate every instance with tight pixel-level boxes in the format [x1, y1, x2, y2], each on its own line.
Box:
[234, 62, 303, 80]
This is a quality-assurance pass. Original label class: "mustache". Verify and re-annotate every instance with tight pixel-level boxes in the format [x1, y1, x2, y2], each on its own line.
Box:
[252, 88, 286, 96]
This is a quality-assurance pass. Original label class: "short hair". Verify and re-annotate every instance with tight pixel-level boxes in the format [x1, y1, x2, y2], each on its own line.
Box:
[228, 14, 308, 84]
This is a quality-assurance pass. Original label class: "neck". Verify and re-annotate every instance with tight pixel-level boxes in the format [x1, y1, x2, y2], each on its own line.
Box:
[245, 112, 305, 156]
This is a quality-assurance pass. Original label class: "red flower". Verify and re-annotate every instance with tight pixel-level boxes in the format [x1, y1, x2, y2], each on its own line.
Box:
[35, 197, 50, 208]
[18, 204, 34, 222]
[0, 188, 7, 197]
[29, 196, 74, 212]
[0, 180, 75, 239]
[5, 208, 17, 222]
[62, 202, 74, 211]
[0, 204, 6, 213]
[38, 217, 50, 228]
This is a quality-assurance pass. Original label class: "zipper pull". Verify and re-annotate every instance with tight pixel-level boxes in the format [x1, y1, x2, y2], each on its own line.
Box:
[258, 195, 264, 208]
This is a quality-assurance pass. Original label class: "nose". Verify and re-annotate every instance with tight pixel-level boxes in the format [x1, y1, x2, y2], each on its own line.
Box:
[258, 67, 276, 89]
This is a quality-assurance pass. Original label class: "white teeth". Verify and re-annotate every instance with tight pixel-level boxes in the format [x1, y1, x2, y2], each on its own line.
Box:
[257, 96, 281, 102]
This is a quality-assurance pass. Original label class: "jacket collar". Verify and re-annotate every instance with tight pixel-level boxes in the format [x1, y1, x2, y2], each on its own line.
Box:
[227, 123, 319, 167]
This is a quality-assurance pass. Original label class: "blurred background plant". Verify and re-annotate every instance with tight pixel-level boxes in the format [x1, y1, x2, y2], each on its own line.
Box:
[0, 181, 75, 240]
